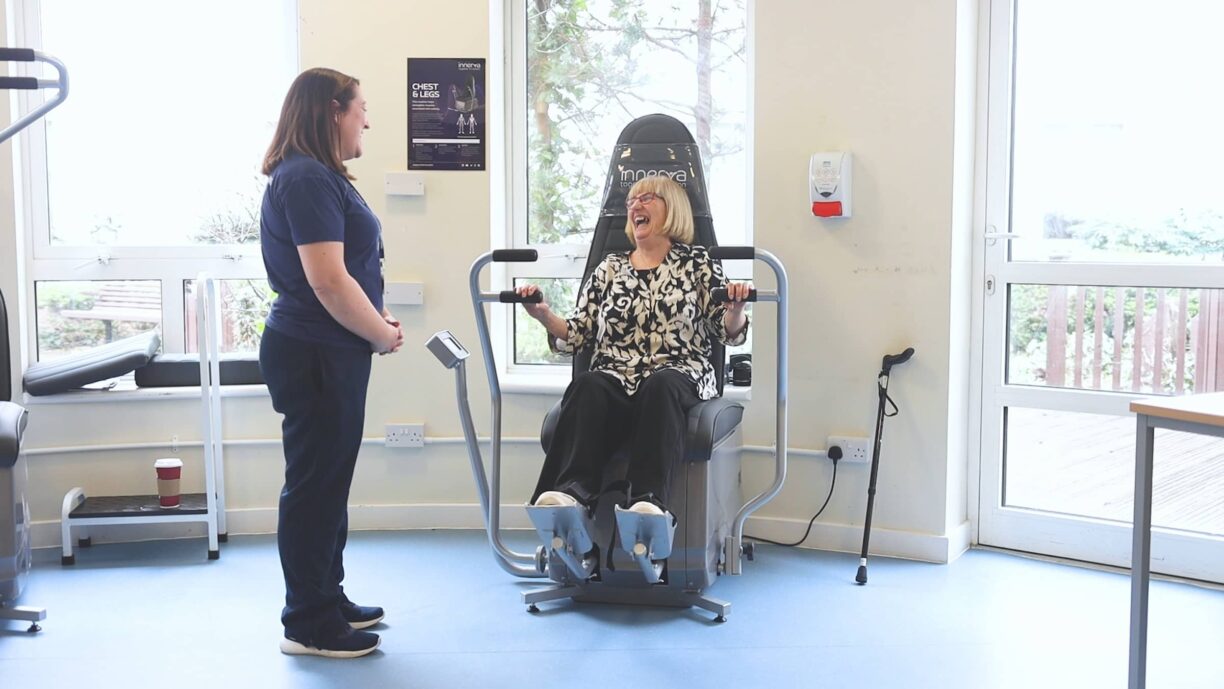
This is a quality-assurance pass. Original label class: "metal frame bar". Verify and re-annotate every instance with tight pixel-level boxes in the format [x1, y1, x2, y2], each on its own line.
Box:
[727, 248, 788, 575]
[0, 50, 69, 145]
[1128, 413, 1224, 689]
[466, 253, 547, 577]
[198, 274, 225, 546]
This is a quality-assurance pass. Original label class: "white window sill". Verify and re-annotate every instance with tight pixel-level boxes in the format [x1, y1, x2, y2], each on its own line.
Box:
[499, 372, 752, 401]
[22, 383, 269, 406]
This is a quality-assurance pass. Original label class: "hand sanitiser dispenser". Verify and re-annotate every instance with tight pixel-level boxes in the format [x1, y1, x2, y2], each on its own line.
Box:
[810, 152, 851, 218]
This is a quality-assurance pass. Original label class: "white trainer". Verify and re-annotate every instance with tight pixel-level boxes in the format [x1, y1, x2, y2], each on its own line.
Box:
[534, 490, 578, 507]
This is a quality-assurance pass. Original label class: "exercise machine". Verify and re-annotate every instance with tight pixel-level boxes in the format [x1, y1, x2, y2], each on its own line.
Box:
[0, 46, 68, 632]
[427, 114, 789, 621]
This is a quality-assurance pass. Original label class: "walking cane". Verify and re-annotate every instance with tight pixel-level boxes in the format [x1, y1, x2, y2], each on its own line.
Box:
[855, 347, 915, 585]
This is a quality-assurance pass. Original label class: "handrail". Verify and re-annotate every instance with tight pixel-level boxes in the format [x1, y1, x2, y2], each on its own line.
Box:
[713, 247, 789, 575]
[0, 49, 69, 145]
[462, 252, 547, 577]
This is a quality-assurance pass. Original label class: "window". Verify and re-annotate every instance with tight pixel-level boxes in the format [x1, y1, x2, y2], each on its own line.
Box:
[183, 279, 275, 355]
[499, 0, 752, 378]
[14, 0, 297, 359]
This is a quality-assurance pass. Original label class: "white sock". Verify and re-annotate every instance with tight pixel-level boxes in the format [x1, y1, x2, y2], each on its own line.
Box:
[534, 491, 578, 507]
[628, 500, 664, 516]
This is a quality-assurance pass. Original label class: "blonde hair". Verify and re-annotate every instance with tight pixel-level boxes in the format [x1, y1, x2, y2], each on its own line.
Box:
[262, 68, 361, 179]
[623, 176, 695, 246]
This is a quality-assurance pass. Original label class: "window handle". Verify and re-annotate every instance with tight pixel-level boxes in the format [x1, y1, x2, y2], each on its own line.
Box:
[984, 225, 1019, 245]
[75, 251, 111, 269]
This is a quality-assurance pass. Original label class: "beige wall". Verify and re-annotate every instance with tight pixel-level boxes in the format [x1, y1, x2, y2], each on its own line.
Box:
[746, 0, 973, 558]
[1, 0, 975, 561]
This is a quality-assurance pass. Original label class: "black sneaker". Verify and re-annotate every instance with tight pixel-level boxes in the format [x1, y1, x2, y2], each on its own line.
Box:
[279, 628, 380, 658]
[340, 599, 385, 630]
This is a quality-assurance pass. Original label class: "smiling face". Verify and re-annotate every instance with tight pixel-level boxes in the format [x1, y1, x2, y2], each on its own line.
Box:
[622, 177, 695, 247]
[336, 84, 369, 161]
[627, 191, 667, 243]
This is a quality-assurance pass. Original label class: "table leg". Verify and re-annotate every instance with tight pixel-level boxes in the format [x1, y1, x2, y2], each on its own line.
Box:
[1128, 414, 1155, 689]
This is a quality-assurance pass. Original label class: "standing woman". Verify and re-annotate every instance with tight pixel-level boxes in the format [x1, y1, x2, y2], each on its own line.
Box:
[259, 68, 403, 658]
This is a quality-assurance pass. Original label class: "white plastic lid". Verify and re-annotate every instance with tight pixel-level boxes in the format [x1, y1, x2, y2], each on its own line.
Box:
[154, 458, 183, 469]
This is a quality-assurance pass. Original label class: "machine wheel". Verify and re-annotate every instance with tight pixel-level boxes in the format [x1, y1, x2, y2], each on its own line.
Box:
[208, 549, 220, 560]
[61, 555, 74, 566]
[714, 615, 726, 624]
[27, 623, 41, 633]
[527, 605, 539, 614]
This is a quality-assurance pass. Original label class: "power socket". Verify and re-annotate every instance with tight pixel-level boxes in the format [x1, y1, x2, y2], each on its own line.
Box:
[827, 435, 871, 463]
[385, 423, 425, 448]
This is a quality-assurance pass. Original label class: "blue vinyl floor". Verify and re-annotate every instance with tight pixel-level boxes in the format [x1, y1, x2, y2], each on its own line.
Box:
[1, 530, 1221, 688]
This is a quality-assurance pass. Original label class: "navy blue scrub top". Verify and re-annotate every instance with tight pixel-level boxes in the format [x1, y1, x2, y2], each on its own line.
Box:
[260, 153, 384, 350]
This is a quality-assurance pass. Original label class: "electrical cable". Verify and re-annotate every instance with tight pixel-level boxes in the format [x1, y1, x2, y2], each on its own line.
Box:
[744, 447, 841, 548]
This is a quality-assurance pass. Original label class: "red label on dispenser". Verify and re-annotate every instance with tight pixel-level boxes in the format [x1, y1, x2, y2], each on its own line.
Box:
[812, 201, 843, 217]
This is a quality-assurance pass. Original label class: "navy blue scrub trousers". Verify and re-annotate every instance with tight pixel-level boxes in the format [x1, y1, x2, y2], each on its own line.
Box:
[260, 325, 372, 641]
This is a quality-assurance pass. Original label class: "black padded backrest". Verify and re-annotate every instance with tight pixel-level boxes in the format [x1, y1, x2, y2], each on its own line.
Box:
[1, 288, 10, 403]
[23, 330, 161, 396]
[573, 114, 726, 393]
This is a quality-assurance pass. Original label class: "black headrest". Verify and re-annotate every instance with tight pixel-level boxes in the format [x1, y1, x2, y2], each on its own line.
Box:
[585, 113, 717, 278]
[598, 115, 712, 219]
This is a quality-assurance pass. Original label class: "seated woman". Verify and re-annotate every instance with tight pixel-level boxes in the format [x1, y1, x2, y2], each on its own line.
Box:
[516, 176, 752, 519]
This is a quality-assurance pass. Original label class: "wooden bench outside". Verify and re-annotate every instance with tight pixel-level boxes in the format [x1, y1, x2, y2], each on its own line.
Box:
[60, 281, 161, 342]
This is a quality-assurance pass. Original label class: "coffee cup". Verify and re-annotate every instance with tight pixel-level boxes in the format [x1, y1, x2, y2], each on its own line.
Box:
[154, 458, 183, 509]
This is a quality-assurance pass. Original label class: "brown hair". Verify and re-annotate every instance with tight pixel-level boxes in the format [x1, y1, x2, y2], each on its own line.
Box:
[262, 67, 360, 179]
[623, 176, 695, 246]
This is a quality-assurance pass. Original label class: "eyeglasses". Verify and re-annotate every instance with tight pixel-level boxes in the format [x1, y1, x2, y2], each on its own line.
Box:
[625, 192, 660, 208]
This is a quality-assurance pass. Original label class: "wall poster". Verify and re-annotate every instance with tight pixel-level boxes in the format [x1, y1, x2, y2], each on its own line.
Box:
[406, 57, 485, 170]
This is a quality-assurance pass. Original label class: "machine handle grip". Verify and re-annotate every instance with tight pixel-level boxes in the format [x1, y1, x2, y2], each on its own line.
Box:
[0, 48, 36, 62]
[709, 246, 755, 260]
[712, 287, 757, 303]
[492, 249, 538, 262]
[499, 290, 543, 303]
[0, 76, 39, 90]
[881, 347, 915, 373]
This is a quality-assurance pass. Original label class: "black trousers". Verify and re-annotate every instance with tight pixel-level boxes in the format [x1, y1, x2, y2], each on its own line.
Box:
[260, 326, 372, 641]
[532, 369, 700, 509]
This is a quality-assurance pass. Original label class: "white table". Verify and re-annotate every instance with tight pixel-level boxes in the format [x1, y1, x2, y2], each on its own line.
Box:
[1128, 392, 1224, 689]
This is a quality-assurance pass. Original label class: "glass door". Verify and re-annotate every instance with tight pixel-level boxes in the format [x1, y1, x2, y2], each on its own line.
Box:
[978, 0, 1224, 582]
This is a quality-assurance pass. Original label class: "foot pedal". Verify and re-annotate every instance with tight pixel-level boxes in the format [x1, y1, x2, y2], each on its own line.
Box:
[613, 506, 676, 584]
[525, 504, 597, 580]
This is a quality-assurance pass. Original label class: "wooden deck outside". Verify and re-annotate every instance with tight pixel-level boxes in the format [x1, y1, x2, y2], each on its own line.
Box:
[1005, 407, 1224, 536]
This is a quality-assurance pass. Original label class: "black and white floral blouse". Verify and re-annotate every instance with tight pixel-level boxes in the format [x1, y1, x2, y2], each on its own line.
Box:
[553, 242, 748, 399]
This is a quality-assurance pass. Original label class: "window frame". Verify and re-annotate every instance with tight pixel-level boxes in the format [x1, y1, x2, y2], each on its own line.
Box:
[493, 0, 756, 389]
[11, 0, 290, 358]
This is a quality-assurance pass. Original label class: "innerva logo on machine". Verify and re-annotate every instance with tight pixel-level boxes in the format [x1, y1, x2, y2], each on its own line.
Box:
[618, 166, 690, 185]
